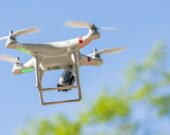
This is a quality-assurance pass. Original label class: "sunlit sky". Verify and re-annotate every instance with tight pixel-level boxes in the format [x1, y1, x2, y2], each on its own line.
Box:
[0, 0, 170, 134]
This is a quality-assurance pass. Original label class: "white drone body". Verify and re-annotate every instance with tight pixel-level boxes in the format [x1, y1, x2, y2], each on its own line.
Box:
[0, 21, 126, 105]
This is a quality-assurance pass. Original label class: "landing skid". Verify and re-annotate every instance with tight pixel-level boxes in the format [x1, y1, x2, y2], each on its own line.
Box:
[34, 52, 82, 105]
[38, 85, 81, 105]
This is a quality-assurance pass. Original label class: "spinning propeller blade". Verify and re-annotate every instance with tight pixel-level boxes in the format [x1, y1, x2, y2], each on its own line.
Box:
[64, 21, 116, 31]
[0, 36, 9, 40]
[0, 54, 20, 63]
[96, 47, 127, 55]
[88, 47, 126, 57]
[99, 27, 117, 31]
[11, 27, 39, 37]
[0, 27, 40, 41]
[64, 21, 91, 29]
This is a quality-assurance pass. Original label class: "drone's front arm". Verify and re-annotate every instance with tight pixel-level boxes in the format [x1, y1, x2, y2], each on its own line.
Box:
[78, 29, 100, 49]
[12, 58, 35, 75]
[80, 54, 103, 66]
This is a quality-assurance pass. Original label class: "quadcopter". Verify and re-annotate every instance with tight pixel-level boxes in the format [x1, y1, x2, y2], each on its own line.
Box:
[0, 21, 125, 105]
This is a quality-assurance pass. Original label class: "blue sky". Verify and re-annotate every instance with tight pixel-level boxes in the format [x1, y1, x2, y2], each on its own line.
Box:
[0, 0, 170, 134]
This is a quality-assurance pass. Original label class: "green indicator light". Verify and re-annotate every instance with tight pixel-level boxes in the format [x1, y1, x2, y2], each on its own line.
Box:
[21, 68, 34, 73]
[16, 47, 32, 55]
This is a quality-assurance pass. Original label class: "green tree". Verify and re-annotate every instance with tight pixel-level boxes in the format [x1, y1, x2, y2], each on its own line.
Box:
[20, 44, 170, 135]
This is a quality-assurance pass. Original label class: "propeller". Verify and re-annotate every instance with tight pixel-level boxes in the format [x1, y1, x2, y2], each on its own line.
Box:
[88, 47, 127, 57]
[0, 36, 9, 40]
[0, 54, 20, 63]
[64, 21, 116, 31]
[0, 27, 40, 41]
[64, 21, 91, 29]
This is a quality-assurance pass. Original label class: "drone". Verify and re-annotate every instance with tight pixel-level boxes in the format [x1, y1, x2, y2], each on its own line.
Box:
[0, 21, 126, 105]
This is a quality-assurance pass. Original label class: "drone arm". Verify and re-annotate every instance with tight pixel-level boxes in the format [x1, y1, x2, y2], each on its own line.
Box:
[12, 57, 37, 75]
[12, 63, 34, 75]
[78, 31, 99, 49]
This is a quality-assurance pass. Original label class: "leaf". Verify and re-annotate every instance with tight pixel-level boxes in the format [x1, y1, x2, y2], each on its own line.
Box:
[90, 93, 130, 122]
[134, 84, 155, 100]
[151, 96, 170, 116]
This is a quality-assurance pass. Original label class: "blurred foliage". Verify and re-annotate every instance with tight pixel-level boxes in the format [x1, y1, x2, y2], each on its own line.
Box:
[20, 44, 170, 135]
[134, 83, 155, 100]
[90, 93, 130, 122]
[151, 96, 170, 116]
